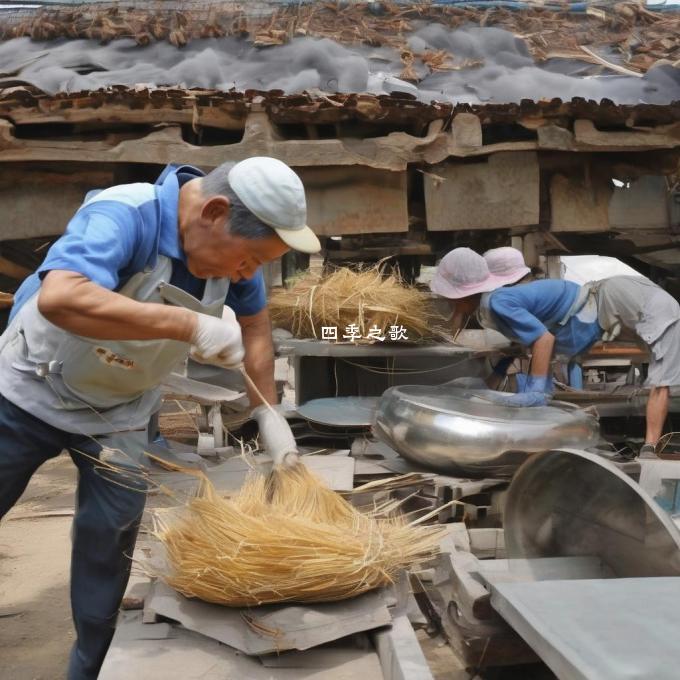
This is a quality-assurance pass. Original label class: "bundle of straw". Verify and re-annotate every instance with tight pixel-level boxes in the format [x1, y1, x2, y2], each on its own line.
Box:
[269, 266, 446, 342]
[151, 464, 446, 606]
[158, 404, 201, 441]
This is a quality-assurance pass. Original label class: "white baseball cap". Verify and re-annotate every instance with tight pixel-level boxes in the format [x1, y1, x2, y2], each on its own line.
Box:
[228, 157, 321, 254]
[483, 246, 530, 286]
[430, 247, 499, 299]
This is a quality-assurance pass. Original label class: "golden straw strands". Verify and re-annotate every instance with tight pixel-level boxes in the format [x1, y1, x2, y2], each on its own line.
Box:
[149, 463, 448, 607]
[269, 265, 447, 342]
[158, 403, 201, 441]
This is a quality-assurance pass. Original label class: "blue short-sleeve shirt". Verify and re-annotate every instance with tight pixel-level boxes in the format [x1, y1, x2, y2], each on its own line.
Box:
[488, 280, 580, 345]
[10, 164, 267, 321]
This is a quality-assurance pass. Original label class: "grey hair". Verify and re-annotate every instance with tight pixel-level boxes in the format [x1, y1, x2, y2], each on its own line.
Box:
[200, 163, 276, 240]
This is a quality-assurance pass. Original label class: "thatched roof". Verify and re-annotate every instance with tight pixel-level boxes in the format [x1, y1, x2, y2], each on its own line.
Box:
[0, 2, 677, 104]
[2, 2, 678, 74]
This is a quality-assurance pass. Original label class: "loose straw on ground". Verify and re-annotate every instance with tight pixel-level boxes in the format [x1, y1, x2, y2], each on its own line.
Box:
[269, 265, 447, 342]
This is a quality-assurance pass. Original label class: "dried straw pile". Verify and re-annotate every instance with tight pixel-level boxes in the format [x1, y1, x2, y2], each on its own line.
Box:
[151, 464, 445, 606]
[269, 266, 445, 342]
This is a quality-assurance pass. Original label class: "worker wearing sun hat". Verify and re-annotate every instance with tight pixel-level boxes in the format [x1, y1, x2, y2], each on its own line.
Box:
[431, 246, 570, 407]
[431, 247, 499, 299]
[430, 247, 519, 393]
[431, 247, 502, 339]
[0, 156, 320, 679]
[483, 246, 532, 286]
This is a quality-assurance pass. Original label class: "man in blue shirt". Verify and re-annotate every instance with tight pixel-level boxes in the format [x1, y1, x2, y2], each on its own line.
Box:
[0, 157, 320, 679]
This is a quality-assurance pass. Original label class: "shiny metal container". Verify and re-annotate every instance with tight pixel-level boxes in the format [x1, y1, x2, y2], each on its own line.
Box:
[504, 448, 680, 577]
[373, 385, 600, 477]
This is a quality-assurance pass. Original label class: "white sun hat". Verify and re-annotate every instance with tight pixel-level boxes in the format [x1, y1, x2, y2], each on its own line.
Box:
[483, 246, 531, 286]
[430, 247, 500, 299]
[228, 157, 321, 254]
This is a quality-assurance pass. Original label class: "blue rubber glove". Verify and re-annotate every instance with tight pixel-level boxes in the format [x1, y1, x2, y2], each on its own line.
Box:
[484, 390, 549, 408]
[524, 374, 553, 396]
[515, 372, 528, 392]
[480, 374, 552, 406]
[515, 374, 553, 395]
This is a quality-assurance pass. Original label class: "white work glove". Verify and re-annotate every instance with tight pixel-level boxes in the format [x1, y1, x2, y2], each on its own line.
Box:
[252, 404, 299, 467]
[190, 308, 245, 369]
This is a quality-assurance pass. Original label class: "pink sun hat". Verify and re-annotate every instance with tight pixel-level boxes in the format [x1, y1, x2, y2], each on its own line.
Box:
[430, 247, 500, 299]
[483, 246, 531, 286]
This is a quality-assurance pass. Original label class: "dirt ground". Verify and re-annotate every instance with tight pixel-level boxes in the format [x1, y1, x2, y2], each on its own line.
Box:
[0, 455, 76, 680]
[0, 451, 486, 680]
[0, 454, 472, 680]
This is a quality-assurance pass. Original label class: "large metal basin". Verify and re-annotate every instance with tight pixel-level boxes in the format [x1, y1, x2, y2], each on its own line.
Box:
[504, 448, 680, 577]
[373, 385, 600, 477]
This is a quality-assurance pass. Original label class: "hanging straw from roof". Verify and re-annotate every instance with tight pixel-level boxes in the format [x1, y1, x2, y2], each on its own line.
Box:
[269, 265, 446, 342]
[150, 463, 447, 606]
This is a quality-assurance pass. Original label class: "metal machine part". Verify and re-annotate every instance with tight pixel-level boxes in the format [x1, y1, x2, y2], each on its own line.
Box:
[296, 396, 379, 427]
[373, 385, 600, 477]
[504, 448, 680, 577]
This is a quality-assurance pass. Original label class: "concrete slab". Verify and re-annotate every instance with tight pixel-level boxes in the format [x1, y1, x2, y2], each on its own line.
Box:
[491, 577, 680, 680]
[146, 580, 392, 655]
[476, 556, 610, 587]
[374, 614, 433, 680]
[100, 611, 384, 680]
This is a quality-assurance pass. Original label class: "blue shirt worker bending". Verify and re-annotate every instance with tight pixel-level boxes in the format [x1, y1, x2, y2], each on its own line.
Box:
[432, 248, 679, 458]
[0, 157, 321, 679]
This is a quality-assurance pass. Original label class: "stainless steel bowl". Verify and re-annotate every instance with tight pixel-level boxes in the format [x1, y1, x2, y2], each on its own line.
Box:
[373, 385, 600, 477]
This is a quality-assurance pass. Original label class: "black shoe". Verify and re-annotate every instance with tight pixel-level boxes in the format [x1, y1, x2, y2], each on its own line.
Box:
[639, 443, 658, 459]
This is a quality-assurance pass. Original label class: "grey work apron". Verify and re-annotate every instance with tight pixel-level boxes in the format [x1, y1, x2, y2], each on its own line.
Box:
[0, 256, 230, 434]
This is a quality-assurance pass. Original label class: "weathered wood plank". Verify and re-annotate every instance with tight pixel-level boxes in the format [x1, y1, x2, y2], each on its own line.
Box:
[424, 152, 540, 231]
[451, 113, 483, 149]
[0, 164, 116, 239]
[574, 119, 680, 150]
[298, 166, 408, 235]
[609, 175, 670, 230]
[550, 168, 612, 232]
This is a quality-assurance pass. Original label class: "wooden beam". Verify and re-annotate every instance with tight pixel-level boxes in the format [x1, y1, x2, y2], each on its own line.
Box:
[451, 113, 482, 148]
[0, 255, 31, 280]
[574, 119, 680, 150]
[0, 112, 675, 174]
[0, 291, 14, 308]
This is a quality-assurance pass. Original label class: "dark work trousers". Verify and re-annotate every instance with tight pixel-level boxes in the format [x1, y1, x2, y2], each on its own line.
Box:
[0, 394, 148, 679]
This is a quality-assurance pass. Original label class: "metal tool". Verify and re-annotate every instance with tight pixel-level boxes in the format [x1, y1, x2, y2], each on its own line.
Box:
[297, 396, 378, 427]
[504, 447, 680, 577]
